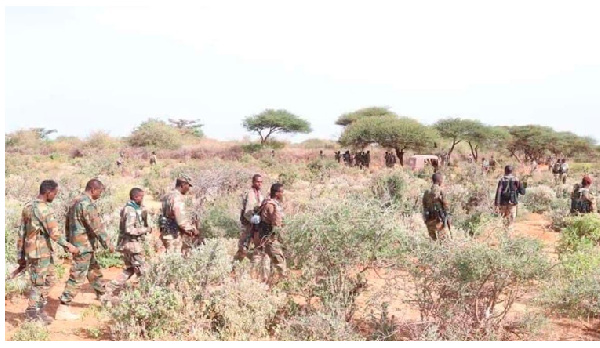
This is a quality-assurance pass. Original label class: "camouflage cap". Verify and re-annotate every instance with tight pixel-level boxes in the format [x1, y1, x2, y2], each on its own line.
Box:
[177, 174, 193, 186]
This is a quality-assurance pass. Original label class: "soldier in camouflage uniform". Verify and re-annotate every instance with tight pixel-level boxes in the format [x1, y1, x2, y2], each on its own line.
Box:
[103, 188, 150, 300]
[233, 174, 265, 263]
[17, 180, 80, 324]
[57, 179, 114, 320]
[422, 173, 450, 241]
[570, 175, 597, 214]
[159, 174, 198, 254]
[150, 151, 157, 165]
[257, 183, 287, 285]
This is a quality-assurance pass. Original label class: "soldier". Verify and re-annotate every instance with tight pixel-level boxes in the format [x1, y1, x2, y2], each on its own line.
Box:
[233, 174, 265, 263]
[552, 159, 562, 185]
[391, 153, 397, 167]
[482, 157, 490, 175]
[103, 188, 150, 302]
[159, 174, 198, 254]
[319, 150, 324, 159]
[422, 173, 450, 241]
[150, 151, 157, 165]
[489, 155, 497, 172]
[560, 159, 569, 184]
[57, 179, 114, 320]
[334, 151, 341, 163]
[257, 183, 287, 285]
[17, 180, 79, 324]
[366, 150, 371, 168]
[570, 175, 597, 214]
[494, 165, 527, 230]
[384, 152, 390, 167]
[343, 151, 350, 166]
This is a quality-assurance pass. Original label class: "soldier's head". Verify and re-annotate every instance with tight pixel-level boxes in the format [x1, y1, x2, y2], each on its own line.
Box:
[504, 165, 514, 175]
[582, 175, 593, 187]
[85, 179, 105, 200]
[175, 174, 193, 194]
[39, 180, 59, 203]
[252, 174, 263, 190]
[562, 159, 567, 163]
[432, 173, 444, 186]
[151, 151, 156, 155]
[130, 188, 145, 205]
[270, 183, 284, 201]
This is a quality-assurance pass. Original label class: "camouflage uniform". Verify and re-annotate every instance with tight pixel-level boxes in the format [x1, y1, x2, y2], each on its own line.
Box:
[150, 154, 157, 165]
[105, 201, 150, 296]
[257, 198, 286, 281]
[494, 175, 526, 230]
[422, 184, 449, 241]
[59, 193, 113, 304]
[570, 184, 597, 214]
[234, 188, 264, 262]
[160, 189, 196, 254]
[18, 199, 72, 316]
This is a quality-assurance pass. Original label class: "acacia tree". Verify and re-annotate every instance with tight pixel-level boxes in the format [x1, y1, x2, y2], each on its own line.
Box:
[339, 116, 438, 166]
[505, 125, 555, 162]
[434, 118, 487, 158]
[168, 118, 204, 137]
[335, 106, 396, 127]
[466, 126, 511, 160]
[243, 109, 311, 145]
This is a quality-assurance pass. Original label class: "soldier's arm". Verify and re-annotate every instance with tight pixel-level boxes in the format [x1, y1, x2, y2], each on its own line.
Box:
[241, 192, 254, 221]
[173, 197, 194, 232]
[43, 208, 71, 248]
[82, 203, 112, 250]
[517, 180, 526, 195]
[17, 209, 27, 264]
[124, 206, 148, 236]
[440, 191, 449, 211]
[262, 203, 278, 226]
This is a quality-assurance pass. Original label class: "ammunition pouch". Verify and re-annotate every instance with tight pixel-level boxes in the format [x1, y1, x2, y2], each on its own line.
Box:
[258, 221, 274, 239]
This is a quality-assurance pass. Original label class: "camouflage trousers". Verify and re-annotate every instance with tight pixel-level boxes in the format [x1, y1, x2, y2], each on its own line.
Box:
[105, 251, 145, 295]
[255, 234, 287, 283]
[554, 174, 567, 185]
[233, 225, 258, 262]
[425, 220, 448, 241]
[27, 256, 56, 309]
[161, 234, 198, 255]
[498, 205, 517, 230]
[59, 252, 104, 304]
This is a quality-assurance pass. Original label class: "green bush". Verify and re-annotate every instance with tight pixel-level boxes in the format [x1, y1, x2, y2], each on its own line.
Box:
[522, 185, 556, 213]
[11, 321, 49, 341]
[128, 119, 182, 150]
[241, 143, 263, 154]
[558, 214, 600, 254]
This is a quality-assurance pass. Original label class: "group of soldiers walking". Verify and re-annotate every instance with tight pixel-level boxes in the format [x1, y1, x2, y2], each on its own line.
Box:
[334, 150, 371, 169]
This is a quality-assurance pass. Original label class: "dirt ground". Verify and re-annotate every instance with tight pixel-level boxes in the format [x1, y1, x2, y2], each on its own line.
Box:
[4, 213, 600, 341]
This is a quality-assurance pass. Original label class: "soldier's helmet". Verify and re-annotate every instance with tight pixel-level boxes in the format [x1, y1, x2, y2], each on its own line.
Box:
[177, 174, 193, 187]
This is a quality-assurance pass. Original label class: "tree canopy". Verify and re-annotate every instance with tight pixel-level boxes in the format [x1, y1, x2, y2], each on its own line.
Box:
[335, 107, 396, 127]
[168, 118, 204, 138]
[433, 118, 485, 157]
[128, 119, 182, 150]
[339, 115, 438, 165]
[243, 109, 311, 144]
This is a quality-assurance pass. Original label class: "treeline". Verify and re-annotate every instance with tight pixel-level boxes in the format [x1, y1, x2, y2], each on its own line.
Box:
[5, 107, 598, 163]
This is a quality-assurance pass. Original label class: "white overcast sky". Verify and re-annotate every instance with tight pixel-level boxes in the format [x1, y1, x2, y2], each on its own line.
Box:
[5, 0, 600, 142]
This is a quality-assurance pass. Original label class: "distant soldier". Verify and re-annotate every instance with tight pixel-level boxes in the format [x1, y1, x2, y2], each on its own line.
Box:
[422, 173, 450, 241]
[384, 152, 390, 167]
[365, 150, 371, 168]
[103, 188, 150, 302]
[343, 151, 350, 166]
[391, 153, 397, 167]
[234, 174, 265, 263]
[494, 165, 527, 230]
[159, 174, 198, 255]
[57, 179, 114, 320]
[257, 183, 287, 285]
[482, 157, 490, 175]
[334, 151, 341, 163]
[319, 150, 324, 159]
[116, 156, 124, 167]
[150, 151, 157, 165]
[468, 154, 474, 163]
[560, 159, 569, 184]
[489, 155, 497, 172]
[17, 180, 79, 324]
[570, 175, 597, 214]
[271, 149, 275, 158]
[552, 159, 563, 185]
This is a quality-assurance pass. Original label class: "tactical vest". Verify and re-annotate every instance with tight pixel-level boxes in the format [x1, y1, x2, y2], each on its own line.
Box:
[571, 187, 592, 214]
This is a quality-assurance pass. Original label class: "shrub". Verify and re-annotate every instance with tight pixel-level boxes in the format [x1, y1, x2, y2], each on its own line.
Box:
[399, 237, 551, 340]
[241, 143, 263, 154]
[522, 185, 556, 213]
[276, 310, 364, 341]
[539, 248, 600, 318]
[85, 131, 119, 150]
[11, 321, 50, 341]
[128, 119, 182, 150]
[557, 214, 600, 254]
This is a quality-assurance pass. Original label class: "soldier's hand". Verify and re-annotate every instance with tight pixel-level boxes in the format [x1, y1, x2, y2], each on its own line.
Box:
[67, 244, 80, 255]
[109, 245, 116, 253]
[18, 257, 27, 267]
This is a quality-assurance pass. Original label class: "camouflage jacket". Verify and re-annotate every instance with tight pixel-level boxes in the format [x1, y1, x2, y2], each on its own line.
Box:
[422, 184, 449, 222]
[18, 199, 70, 260]
[65, 193, 112, 254]
[260, 198, 284, 229]
[160, 189, 194, 237]
[117, 201, 149, 253]
[241, 188, 264, 224]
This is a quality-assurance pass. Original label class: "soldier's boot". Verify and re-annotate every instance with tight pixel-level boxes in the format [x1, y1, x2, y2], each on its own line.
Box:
[25, 307, 41, 321]
[38, 307, 54, 325]
[55, 303, 80, 321]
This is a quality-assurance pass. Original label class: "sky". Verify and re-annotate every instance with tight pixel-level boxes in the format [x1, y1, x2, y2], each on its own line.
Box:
[5, 0, 600, 143]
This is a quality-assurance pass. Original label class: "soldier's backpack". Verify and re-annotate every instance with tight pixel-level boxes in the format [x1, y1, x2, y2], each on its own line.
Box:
[552, 163, 561, 174]
[571, 187, 592, 214]
[560, 163, 569, 174]
[498, 177, 518, 205]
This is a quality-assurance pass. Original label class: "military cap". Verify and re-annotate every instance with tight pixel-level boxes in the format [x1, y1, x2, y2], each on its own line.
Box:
[177, 174, 193, 186]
